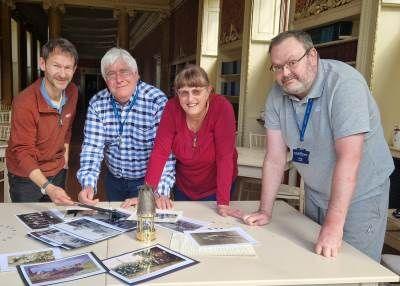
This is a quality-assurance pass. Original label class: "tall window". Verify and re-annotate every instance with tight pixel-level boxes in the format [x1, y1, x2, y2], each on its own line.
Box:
[11, 18, 20, 98]
[26, 31, 32, 85]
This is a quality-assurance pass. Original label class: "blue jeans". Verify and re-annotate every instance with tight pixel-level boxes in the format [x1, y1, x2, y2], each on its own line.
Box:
[8, 169, 67, 202]
[173, 180, 237, 202]
[104, 170, 144, 201]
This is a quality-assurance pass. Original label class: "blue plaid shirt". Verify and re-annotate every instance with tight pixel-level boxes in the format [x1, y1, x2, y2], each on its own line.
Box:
[77, 80, 175, 196]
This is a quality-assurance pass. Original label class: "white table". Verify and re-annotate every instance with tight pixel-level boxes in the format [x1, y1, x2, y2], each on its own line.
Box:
[237, 147, 297, 185]
[0, 201, 398, 285]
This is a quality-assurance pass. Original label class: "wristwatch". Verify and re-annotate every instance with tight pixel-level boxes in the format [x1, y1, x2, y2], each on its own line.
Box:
[40, 181, 51, 195]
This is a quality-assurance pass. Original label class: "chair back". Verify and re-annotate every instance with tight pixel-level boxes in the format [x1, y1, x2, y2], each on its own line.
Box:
[0, 125, 10, 141]
[249, 132, 266, 149]
[0, 111, 11, 124]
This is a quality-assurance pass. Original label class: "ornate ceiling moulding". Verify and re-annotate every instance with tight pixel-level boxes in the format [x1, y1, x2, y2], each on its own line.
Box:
[42, 0, 65, 13]
[294, 0, 354, 21]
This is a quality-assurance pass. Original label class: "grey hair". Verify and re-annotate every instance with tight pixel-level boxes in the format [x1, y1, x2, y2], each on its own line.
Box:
[100, 47, 138, 79]
[269, 30, 314, 53]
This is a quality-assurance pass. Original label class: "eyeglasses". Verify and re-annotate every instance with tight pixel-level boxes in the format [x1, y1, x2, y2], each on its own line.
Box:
[176, 86, 208, 97]
[269, 48, 312, 73]
[105, 69, 133, 81]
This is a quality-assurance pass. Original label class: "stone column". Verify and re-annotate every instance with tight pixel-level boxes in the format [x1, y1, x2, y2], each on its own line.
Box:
[0, 0, 14, 105]
[43, 1, 65, 39]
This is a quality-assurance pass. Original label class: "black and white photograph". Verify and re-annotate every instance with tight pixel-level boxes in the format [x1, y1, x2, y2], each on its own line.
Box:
[52, 217, 123, 242]
[16, 211, 64, 230]
[154, 210, 183, 223]
[156, 217, 208, 233]
[51, 208, 136, 232]
[28, 228, 93, 249]
[102, 244, 198, 285]
[186, 227, 257, 247]
[17, 252, 106, 286]
[0, 248, 62, 272]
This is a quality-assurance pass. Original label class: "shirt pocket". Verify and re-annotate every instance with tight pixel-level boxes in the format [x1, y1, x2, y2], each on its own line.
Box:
[127, 123, 156, 150]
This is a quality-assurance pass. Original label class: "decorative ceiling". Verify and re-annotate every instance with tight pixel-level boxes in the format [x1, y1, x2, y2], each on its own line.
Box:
[12, 0, 184, 59]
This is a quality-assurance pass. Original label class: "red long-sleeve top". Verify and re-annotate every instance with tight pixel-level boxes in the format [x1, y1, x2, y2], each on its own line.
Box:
[145, 94, 237, 205]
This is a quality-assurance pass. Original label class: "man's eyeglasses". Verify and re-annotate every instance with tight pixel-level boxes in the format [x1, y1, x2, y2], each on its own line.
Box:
[176, 86, 207, 97]
[269, 48, 312, 73]
[105, 69, 133, 81]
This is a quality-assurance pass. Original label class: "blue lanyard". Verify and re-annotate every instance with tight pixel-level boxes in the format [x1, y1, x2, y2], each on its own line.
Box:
[111, 82, 140, 136]
[291, 98, 314, 142]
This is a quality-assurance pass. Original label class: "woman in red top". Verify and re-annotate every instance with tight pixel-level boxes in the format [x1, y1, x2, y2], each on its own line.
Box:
[123, 65, 241, 217]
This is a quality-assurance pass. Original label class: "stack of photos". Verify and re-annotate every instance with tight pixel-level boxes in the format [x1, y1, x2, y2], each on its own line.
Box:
[0, 248, 62, 272]
[102, 244, 198, 285]
[17, 252, 106, 286]
[156, 217, 208, 233]
[16, 211, 63, 230]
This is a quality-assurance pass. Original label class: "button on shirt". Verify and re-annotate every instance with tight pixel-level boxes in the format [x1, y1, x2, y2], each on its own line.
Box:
[77, 81, 175, 196]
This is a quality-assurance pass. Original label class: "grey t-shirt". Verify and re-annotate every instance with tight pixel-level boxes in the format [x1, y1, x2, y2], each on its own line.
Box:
[265, 59, 394, 209]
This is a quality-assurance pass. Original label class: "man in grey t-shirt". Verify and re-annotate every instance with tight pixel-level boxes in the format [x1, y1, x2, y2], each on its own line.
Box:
[243, 30, 394, 261]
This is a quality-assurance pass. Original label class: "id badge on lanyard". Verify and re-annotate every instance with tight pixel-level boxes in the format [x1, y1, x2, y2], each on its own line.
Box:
[292, 98, 313, 164]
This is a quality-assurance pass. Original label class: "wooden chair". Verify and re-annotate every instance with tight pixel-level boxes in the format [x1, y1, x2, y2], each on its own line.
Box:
[0, 111, 11, 124]
[249, 132, 266, 149]
[0, 125, 10, 141]
[0, 125, 10, 202]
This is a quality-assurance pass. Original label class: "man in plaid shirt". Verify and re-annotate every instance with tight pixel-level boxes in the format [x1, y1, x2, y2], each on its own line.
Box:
[77, 47, 175, 204]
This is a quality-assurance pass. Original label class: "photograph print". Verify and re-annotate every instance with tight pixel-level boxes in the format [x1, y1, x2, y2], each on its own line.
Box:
[0, 248, 62, 272]
[186, 227, 257, 247]
[52, 217, 123, 242]
[17, 252, 106, 286]
[102, 244, 198, 285]
[16, 211, 64, 230]
[28, 228, 93, 249]
[156, 217, 208, 233]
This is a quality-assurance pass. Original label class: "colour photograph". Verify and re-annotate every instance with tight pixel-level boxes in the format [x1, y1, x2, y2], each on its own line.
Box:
[102, 244, 197, 285]
[17, 252, 105, 286]
[0, 248, 62, 272]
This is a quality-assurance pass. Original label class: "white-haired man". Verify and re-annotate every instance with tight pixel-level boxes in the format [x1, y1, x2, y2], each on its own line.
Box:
[77, 47, 175, 204]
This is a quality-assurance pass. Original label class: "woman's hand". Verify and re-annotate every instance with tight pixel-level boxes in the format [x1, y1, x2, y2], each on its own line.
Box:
[121, 197, 139, 208]
[217, 204, 243, 218]
[242, 210, 271, 226]
[155, 196, 173, 209]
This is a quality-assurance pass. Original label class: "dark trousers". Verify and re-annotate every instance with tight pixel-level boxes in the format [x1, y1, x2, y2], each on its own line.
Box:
[8, 169, 67, 203]
[104, 170, 144, 201]
[173, 180, 237, 202]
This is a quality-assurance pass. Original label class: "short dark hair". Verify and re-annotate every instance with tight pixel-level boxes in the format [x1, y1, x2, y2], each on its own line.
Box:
[269, 30, 314, 54]
[174, 64, 209, 91]
[41, 38, 78, 65]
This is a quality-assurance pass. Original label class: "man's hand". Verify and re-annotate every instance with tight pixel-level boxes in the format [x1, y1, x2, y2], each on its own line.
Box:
[155, 196, 173, 209]
[315, 221, 343, 258]
[242, 210, 271, 226]
[217, 205, 243, 218]
[78, 187, 99, 205]
[121, 197, 138, 208]
[45, 184, 74, 205]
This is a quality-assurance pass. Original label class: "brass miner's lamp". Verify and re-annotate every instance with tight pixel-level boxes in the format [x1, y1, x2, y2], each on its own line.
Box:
[136, 185, 156, 242]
